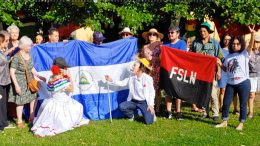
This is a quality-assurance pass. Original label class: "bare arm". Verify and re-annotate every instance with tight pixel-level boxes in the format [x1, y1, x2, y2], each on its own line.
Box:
[105, 75, 129, 87]
[3, 47, 16, 56]
[247, 25, 255, 53]
[31, 67, 46, 82]
[10, 68, 21, 95]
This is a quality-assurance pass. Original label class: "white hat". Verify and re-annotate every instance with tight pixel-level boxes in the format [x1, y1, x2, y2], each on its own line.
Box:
[119, 27, 133, 35]
[255, 34, 260, 42]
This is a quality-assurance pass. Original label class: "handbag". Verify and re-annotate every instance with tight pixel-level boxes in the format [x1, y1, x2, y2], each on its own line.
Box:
[18, 52, 41, 93]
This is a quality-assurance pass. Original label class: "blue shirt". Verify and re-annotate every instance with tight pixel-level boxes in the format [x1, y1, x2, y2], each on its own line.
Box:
[191, 38, 224, 59]
[164, 40, 187, 51]
[222, 48, 229, 58]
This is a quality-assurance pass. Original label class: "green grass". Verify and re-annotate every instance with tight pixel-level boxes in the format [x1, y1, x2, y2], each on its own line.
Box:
[1, 95, 260, 146]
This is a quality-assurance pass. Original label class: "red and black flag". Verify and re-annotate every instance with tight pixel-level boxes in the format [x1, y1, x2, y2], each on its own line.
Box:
[160, 45, 217, 108]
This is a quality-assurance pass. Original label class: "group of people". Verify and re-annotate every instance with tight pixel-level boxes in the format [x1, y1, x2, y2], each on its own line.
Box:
[0, 21, 259, 138]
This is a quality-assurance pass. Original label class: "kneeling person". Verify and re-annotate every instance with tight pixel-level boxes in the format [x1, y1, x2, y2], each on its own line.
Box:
[105, 58, 155, 124]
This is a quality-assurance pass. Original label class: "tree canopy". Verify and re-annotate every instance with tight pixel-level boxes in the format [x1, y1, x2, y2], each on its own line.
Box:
[1, 0, 259, 32]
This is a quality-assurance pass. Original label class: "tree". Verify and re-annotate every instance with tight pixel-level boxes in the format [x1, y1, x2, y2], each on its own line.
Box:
[0, 0, 259, 32]
[0, 1, 24, 26]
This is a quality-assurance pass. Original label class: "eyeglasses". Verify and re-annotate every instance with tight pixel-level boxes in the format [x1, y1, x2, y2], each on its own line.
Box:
[148, 33, 157, 36]
[232, 43, 241, 46]
[168, 31, 177, 35]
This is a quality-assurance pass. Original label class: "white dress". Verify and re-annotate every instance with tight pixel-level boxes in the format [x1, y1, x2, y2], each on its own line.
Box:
[31, 78, 89, 137]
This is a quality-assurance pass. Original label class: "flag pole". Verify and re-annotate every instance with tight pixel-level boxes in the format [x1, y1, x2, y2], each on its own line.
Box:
[107, 81, 112, 123]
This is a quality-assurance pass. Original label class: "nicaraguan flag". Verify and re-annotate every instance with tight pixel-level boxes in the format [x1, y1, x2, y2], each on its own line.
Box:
[31, 38, 138, 120]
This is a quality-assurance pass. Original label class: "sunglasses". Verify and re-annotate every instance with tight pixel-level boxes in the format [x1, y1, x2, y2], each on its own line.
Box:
[168, 31, 177, 35]
[122, 33, 131, 37]
[148, 33, 157, 36]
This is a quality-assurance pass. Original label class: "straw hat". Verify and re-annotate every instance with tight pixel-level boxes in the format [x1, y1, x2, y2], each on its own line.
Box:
[119, 27, 133, 35]
[142, 28, 164, 43]
[137, 57, 152, 71]
[255, 34, 260, 42]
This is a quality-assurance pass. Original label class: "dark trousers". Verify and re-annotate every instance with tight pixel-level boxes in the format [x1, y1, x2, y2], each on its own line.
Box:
[222, 79, 251, 122]
[119, 99, 154, 124]
[0, 85, 9, 130]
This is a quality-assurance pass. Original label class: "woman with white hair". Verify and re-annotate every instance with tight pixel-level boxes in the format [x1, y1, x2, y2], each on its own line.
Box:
[7, 24, 20, 49]
[9, 36, 45, 128]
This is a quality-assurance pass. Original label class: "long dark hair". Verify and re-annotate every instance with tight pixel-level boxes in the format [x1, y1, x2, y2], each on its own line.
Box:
[229, 36, 246, 54]
[220, 33, 232, 48]
[139, 62, 151, 74]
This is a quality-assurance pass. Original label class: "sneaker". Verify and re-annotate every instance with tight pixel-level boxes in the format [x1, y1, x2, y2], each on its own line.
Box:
[176, 112, 184, 120]
[215, 121, 228, 128]
[200, 112, 210, 120]
[166, 112, 173, 119]
[153, 115, 157, 122]
[248, 113, 253, 119]
[128, 116, 134, 122]
[213, 116, 220, 122]
[4, 123, 15, 129]
[236, 123, 243, 130]
[232, 110, 239, 115]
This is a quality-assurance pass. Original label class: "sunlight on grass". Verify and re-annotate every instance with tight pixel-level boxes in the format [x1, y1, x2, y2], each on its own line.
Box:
[1, 94, 260, 146]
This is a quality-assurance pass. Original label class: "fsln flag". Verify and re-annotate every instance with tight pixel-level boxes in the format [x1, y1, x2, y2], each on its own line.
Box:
[160, 45, 217, 108]
[31, 38, 138, 120]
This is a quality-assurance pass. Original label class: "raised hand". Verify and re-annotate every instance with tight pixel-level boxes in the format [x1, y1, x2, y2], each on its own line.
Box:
[248, 25, 255, 33]
[105, 75, 113, 82]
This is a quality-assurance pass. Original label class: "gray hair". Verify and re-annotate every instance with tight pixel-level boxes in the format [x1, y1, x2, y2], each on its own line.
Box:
[19, 36, 33, 49]
[7, 24, 20, 33]
[0, 30, 10, 38]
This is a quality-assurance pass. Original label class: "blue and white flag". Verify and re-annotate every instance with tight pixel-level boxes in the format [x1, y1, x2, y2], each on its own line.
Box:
[31, 38, 138, 120]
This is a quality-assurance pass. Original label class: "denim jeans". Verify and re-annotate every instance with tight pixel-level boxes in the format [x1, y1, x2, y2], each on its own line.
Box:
[222, 79, 251, 122]
[119, 99, 154, 124]
[0, 85, 9, 130]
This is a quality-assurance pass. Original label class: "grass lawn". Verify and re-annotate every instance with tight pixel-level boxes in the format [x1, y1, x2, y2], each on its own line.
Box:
[1, 94, 260, 146]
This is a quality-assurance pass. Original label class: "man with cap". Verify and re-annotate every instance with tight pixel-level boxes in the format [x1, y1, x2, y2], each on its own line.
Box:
[163, 26, 187, 120]
[191, 21, 223, 121]
[119, 27, 133, 39]
[93, 31, 106, 45]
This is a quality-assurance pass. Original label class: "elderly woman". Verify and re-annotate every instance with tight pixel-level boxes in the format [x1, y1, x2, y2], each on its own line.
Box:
[140, 28, 164, 115]
[9, 36, 45, 128]
[7, 24, 19, 49]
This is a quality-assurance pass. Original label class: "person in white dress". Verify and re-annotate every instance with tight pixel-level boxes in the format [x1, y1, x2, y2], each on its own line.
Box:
[31, 58, 89, 137]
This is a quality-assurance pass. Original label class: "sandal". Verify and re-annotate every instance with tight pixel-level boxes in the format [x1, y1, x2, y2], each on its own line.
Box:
[17, 122, 25, 128]
[191, 107, 204, 113]
[29, 118, 34, 124]
[248, 113, 253, 119]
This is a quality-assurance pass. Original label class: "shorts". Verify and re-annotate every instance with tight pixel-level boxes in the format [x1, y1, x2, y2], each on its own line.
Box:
[249, 77, 260, 92]
[217, 71, 228, 88]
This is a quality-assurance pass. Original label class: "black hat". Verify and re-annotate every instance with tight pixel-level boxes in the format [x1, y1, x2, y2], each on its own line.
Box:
[53, 57, 69, 69]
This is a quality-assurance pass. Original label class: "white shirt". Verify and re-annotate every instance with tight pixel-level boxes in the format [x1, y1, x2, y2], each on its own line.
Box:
[224, 49, 249, 85]
[109, 73, 155, 106]
[132, 76, 146, 101]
